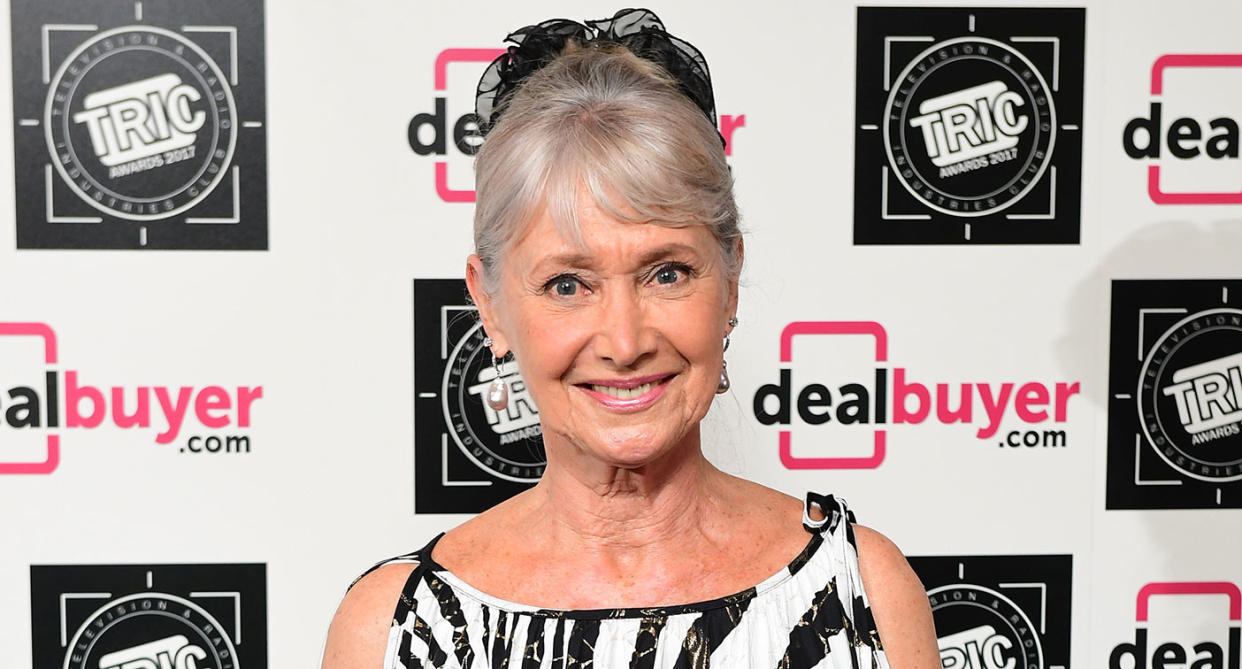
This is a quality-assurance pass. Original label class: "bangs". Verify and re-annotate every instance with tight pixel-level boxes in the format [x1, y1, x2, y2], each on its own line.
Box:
[472, 45, 740, 291]
[539, 100, 726, 246]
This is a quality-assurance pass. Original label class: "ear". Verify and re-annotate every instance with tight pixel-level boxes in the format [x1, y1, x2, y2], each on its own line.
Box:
[465, 254, 509, 355]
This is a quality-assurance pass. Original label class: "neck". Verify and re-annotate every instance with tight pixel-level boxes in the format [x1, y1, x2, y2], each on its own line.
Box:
[526, 425, 731, 560]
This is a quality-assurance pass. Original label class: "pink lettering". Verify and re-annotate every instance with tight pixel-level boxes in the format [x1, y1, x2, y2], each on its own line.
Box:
[110, 386, 150, 428]
[65, 371, 104, 428]
[893, 368, 929, 424]
[1055, 382, 1079, 421]
[720, 114, 745, 156]
[154, 387, 193, 444]
[935, 383, 973, 423]
[195, 386, 231, 428]
[1015, 382, 1050, 422]
[976, 383, 1014, 439]
[237, 386, 262, 427]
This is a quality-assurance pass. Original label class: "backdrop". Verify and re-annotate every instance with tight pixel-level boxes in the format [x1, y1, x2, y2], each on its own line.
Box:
[2, 1, 1240, 668]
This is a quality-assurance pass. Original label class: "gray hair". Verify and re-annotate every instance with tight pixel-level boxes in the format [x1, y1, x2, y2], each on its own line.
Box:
[472, 42, 741, 294]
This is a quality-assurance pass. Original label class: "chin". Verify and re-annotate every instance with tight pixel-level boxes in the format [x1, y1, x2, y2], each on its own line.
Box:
[589, 425, 694, 469]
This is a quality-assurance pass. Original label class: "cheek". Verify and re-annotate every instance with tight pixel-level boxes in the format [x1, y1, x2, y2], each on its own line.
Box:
[669, 298, 727, 359]
[510, 310, 588, 382]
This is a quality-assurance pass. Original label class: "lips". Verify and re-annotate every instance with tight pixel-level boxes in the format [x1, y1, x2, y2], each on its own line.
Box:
[576, 374, 672, 408]
[588, 381, 659, 399]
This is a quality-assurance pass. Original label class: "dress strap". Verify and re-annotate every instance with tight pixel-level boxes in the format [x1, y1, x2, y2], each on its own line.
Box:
[413, 532, 447, 568]
[347, 533, 443, 590]
[801, 492, 856, 535]
[802, 492, 884, 654]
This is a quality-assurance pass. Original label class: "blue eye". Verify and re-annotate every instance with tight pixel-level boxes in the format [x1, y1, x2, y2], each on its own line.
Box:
[550, 277, 579, 296]
[654, 264, 687, 285]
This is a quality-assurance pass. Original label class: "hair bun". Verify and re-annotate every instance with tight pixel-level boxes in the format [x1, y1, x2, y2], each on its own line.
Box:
[476, 8, 719, 142]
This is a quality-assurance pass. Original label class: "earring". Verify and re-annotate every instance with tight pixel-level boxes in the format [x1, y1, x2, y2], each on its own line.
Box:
[483, 336, 509, 411]
[716, 318, 737, 395]
[716, 360, 731, 394]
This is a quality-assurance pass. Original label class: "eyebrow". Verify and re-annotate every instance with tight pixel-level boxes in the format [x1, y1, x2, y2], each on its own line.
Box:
[535, 243, 703, 273]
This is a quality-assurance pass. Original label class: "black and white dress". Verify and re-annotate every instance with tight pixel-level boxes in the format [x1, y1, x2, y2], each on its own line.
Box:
[360, 493, 888, 668]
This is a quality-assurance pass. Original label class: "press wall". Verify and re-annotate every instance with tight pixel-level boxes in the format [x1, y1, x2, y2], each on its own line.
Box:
[2, 1, 1241, 668]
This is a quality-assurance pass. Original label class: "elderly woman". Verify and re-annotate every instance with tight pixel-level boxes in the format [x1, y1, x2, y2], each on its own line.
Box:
[325, 10, 937, 669]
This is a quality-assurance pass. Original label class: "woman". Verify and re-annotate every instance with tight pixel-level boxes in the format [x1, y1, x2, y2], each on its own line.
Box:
[325, 10, 938, 668]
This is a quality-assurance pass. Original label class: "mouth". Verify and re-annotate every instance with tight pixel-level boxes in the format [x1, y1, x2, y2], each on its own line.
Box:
[576, 374, 673, 408]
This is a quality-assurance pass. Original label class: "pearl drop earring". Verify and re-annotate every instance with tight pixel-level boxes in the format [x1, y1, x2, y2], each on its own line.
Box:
[717, 317, 739, 395]
[483, 337, 508, 411]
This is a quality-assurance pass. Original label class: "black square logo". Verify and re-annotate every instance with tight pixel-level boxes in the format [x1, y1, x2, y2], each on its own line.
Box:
[31, 563, 267, 669]
[854, 7, 1084, 244]
[413, 279, 542, 513]
[10, 0, 267, 249]
[1106, 279, 1242, 509]
[908, 554, 1072, 669]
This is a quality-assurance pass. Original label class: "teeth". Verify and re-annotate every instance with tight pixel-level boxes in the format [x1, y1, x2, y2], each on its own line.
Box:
[591, 381, 656, 400]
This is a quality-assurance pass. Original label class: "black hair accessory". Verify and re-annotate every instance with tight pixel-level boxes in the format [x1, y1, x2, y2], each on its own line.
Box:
[475, 8, 720, 142]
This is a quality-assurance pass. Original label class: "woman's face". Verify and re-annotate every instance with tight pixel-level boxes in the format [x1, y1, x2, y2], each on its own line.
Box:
[468, 198, 738, 469]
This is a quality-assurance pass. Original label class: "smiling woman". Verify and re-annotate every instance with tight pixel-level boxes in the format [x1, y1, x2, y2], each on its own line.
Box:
[323, 9, 938, 669]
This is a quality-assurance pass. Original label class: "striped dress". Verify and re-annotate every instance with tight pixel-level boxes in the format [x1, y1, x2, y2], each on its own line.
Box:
[362, 493, 888, 668]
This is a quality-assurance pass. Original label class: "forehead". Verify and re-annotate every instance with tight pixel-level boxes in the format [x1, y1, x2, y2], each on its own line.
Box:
[509, 197, 717, 270]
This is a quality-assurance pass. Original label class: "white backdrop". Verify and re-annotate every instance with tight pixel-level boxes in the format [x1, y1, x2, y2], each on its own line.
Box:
[2, 1, 1240, 668]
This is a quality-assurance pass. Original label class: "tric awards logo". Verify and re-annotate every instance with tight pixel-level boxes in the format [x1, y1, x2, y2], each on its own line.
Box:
[31, 563, 267, 669]
[854, 7, 1084, 244]
[909, 554, 1072, 669]
[9, 0, 267, 249]
[1106, 280, 1242, 509]
[413, 279, 544, 513]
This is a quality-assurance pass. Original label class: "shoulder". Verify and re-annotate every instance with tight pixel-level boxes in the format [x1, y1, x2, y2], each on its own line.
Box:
[321, 562, 418, 669]
[853, 525, 941, 669]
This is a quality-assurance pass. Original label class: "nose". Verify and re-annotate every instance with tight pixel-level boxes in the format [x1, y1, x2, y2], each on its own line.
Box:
[593, 287, 654, 368]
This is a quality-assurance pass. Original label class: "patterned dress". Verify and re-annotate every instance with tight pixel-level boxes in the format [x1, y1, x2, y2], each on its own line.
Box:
[360, 493, 888, 668]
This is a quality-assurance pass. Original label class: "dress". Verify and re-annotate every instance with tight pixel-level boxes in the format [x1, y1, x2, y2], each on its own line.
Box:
[361, 493, 888, 669]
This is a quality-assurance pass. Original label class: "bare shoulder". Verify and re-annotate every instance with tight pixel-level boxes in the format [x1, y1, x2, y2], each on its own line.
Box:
[321, 562, 417, 669]
[853, 525, 940, 669]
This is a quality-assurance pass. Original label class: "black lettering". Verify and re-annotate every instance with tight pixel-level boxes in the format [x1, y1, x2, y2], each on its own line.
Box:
[1124, 103, 1162, 158]
[47, 371, 59, 427]
[1168, 118, 1202, 159]
[408, 98, 447, 155]
[1188, 641, 1223, 669]
[1206, 118, 1240, 158]
[753, 369, 791, 425]
[796, 384, 832, 425]
[874, 368, 888, 423]
[453, 113, 484, 155]
[5, 387, 40, 427]
[1154, 642, 1187, 669]
[1110, 628, 1147, 669]
[836, 383, 871, 424]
